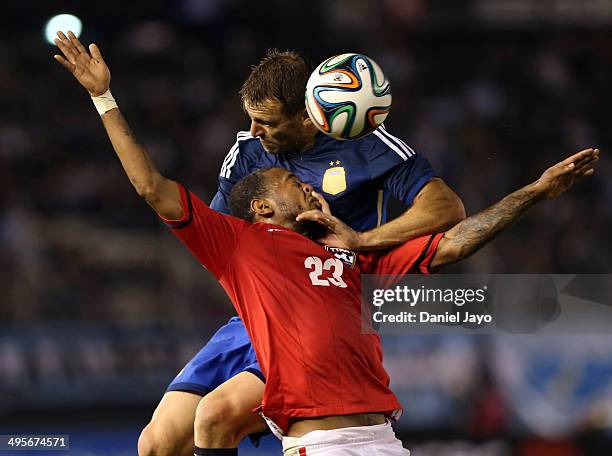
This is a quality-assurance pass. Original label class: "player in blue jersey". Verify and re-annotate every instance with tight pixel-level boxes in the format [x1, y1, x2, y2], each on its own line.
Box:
[134, 49, 465, 456]
[212, 124, 435, 232]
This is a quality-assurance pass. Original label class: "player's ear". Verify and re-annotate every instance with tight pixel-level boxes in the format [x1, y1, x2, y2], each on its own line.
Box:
[301, 108, 313, 127]
[251, 198, 274, 218]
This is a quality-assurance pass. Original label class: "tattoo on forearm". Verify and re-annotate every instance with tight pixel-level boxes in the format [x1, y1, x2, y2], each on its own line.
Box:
[446, 185, 540, 259]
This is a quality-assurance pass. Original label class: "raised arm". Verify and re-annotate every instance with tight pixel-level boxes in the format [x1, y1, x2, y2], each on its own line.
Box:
[299, 148, 599, 268]
[430, 148, 600, 269]
[53, 31, 182, 220]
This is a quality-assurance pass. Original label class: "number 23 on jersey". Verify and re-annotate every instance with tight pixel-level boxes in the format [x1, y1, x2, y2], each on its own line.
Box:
[304, 256, 348, 288]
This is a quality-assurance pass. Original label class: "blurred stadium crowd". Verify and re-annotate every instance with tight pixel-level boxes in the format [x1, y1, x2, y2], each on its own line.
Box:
[1, 0, 611, 454]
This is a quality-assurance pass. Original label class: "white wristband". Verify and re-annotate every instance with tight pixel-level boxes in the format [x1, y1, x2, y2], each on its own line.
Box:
[91, 89, 118, 115]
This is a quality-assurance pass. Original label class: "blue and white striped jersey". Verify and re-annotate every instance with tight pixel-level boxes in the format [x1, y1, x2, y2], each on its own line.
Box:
[210, 125, 436, 231]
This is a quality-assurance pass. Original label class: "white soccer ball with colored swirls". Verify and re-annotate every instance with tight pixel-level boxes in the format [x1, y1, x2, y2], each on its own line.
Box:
[305, 53, 392, 140]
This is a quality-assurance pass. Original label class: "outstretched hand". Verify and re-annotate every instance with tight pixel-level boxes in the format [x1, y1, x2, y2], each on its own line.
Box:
[535, 148, 600, 200]
[53, 31, 110, 96]
[298, 191, 363, 250]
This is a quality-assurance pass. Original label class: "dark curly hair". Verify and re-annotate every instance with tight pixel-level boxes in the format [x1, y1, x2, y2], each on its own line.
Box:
[228, 168, 274, 222]
[240, 49, 312, 116]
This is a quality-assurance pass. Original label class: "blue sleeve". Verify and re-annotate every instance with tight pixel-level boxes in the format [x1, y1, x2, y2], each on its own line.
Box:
[209, 189, 230, 214]
[209, 136, 257, 215]
[383, 153, 437, 206]
[367, 126, 437, 206]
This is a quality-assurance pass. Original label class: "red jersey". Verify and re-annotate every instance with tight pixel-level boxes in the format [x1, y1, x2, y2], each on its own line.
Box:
[161, 184, 443, 433]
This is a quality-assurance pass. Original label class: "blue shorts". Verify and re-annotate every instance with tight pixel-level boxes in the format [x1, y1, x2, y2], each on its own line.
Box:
[167, 316, 264, 395]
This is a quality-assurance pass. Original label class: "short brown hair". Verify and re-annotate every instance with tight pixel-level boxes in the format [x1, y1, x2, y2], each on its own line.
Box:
[240, 49, 311, 116]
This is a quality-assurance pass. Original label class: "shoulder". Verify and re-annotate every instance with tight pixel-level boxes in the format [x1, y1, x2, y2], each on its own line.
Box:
[220, 131, 262, 179]
[361, 124, 417, 163]
[345, 125, 420, 178]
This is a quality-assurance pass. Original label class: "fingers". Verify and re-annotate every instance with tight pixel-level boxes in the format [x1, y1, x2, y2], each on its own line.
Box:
[574, 153, 599, 174]
[556, 148, 599, 178]
[54, 38, 76, 65]
[311, 191, 331, 215]
[296, 210, 336, 228]
[68, 30, 87, 55]
[569, 148, 599, 174]
[571, 147, 599, 182]
[568, 148, 595, 163]
[296, 209, 325, 223]
[560, 148, 595, 168]
[573, 148, 599, 168]
[53, 54, 75, 72]
[54, 31, 78, 64]
[576, 166, 595, 179]
[89, 43, 106, 64]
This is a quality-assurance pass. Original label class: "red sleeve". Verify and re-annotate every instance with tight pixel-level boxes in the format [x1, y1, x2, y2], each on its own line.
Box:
[359, 232, 445, 275]
[158, 183, 249, 279]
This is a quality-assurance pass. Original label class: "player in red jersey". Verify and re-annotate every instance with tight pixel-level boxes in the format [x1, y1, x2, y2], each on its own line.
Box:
[53, 32, 600, 455]
[163, 151, 598, 454]
[161, 173, 409, 448]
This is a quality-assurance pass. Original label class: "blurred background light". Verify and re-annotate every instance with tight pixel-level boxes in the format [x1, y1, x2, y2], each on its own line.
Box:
[44, 13, 82, 45]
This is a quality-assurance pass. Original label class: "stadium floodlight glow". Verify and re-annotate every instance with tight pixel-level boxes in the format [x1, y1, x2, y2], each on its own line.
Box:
[44, 14, 83, 45]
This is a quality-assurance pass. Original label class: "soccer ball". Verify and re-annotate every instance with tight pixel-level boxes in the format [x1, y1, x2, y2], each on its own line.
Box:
[305, 53, 392, 140]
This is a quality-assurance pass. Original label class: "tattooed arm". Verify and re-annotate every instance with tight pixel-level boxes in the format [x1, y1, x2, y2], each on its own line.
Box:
[53, 31, 182, 220]
[430, 148, 600, 270]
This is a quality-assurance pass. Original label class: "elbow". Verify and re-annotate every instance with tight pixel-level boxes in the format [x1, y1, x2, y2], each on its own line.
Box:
[436, 199, 467, 232]
[414, 179, 466, 231]
[454, 200, 467, 223]
[447, 198, 467, 225]
[134, 177, 183, 220]
[135, 183, 159, 203]
[134, 174, 163, 203]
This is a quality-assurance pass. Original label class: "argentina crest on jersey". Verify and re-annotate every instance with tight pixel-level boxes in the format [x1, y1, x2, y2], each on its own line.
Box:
[325, 245, 357, 268]
[322, 160, 346, 195]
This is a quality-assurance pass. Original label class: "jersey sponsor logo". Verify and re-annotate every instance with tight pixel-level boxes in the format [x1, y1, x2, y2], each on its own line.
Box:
[325, 245, 357, 268]
[322, 164, 347, 195]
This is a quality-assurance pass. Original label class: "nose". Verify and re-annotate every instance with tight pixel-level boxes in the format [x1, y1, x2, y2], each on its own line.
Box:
[250, 121, 264, 138]
[302, 183, 313, 195]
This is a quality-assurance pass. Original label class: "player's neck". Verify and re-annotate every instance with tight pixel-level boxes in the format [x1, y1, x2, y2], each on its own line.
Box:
[256, 217, 323, 240]
[295, 125, 320, 153]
